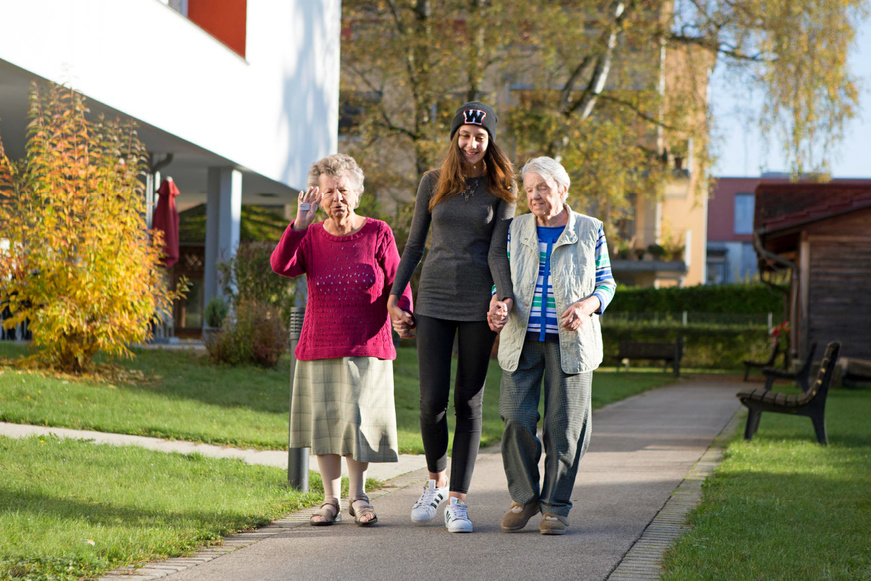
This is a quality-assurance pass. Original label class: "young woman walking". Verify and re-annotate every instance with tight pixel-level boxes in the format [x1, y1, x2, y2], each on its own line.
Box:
[387, 101, 516, 533]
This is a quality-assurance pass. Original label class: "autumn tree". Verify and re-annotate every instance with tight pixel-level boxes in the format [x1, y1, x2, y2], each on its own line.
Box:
[340, 0, 866, 230]
[0, 83, 183, 373]
[340, 0, 525, 201]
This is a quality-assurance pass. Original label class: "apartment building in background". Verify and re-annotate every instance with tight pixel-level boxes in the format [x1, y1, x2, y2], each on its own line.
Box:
[340, 7, 712, 289]
[706, 177, 763, 284]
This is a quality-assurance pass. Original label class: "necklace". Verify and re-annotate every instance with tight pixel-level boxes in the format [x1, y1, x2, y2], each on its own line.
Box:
[461, 163, 484, 201]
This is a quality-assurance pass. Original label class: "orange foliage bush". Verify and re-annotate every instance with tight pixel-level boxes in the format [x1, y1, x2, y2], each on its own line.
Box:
[0, 83, 184, 373]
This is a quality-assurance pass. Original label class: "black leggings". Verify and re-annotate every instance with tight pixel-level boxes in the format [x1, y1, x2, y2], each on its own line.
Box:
[416, 315, 496, 494]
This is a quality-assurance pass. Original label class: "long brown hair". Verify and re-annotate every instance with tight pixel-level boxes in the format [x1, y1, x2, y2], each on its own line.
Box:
[428, 131, 516, 211]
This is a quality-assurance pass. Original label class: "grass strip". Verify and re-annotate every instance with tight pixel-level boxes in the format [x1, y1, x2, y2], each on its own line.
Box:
[661, 387, 871, 580]
[0, 434, 323, 581]
[0, 343, 674, 580]
[0, 343, 674, 454]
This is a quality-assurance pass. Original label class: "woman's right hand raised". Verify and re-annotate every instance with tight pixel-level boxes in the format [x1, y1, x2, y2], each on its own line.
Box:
[292, 186, 322, 231]
[387, 294, 416, 339]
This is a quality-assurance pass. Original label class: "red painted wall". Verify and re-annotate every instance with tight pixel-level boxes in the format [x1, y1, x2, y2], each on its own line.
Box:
[188, 0, 247, 58]
[708, 178, 760, 241]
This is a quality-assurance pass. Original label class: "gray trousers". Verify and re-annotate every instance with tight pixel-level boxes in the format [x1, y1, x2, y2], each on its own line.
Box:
[500, 340, 593, 517]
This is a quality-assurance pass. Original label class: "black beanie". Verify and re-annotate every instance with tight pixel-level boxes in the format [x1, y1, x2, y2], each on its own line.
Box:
[450, 101, 498, 141]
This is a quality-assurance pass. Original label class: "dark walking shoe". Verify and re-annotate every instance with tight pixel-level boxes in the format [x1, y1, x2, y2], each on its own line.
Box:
[501, 501, 540, 532]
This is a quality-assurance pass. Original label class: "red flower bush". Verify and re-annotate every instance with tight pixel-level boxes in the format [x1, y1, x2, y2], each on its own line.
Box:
[770, 321, 790, 346]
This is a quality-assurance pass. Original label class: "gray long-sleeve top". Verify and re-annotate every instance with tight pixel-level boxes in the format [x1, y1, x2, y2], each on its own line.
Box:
[389, 170, 515, 321]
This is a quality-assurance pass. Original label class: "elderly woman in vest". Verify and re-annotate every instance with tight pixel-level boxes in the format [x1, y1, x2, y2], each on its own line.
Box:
[488, 156, 615, 535]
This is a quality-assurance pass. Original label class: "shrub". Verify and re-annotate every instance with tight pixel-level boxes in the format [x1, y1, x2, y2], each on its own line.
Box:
[206, 300, 288, 368]
[0, 83, 184, 373]
[211, 242, 292, 367]
[204, 296, 229, 328]
[218, 242, 295, 322]
[601, 321, 769, 369]
[646, 243, 666, 260]
[614, 238, 632, 259]
[661, 238, 685, 262]
[610, 283, 786, 315]
[601, 283, 788, 370]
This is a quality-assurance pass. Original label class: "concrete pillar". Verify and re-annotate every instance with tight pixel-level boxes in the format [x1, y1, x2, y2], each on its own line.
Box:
[204, 167, 242, 311]
[145, 170, 158, 230]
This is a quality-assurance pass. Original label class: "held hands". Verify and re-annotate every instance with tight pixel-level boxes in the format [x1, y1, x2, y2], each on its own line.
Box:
[487, 296, 513, 333]
[387, 295, 416, 339]
[292, 186, 323, 231]
[560, 296, 601, 332]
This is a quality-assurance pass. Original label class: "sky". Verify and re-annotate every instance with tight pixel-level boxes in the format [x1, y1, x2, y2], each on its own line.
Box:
[711, 24, 871, 178]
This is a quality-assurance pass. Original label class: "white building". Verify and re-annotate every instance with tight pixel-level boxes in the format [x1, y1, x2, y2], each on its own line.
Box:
[0, 0, 340, 320]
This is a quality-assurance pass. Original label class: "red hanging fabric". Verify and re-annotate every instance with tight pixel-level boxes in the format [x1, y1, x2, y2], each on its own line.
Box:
[153, 179, 180, 269]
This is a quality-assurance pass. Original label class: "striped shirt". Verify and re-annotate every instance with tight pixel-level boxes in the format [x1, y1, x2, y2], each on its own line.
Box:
[504, 224, 615, 341]
[528, 226, 563, 340]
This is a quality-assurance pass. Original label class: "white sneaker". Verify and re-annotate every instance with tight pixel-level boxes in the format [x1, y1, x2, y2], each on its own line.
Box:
[444, 497, 473, 533]
[410, 480, 448, 524]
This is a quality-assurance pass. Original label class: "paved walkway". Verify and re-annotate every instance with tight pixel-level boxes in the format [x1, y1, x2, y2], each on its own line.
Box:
[0, 377, 745, 581]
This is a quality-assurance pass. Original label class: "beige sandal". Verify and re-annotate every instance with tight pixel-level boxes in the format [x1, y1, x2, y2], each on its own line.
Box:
[310, 499, 341, 526]
[349, 495, 378, 527]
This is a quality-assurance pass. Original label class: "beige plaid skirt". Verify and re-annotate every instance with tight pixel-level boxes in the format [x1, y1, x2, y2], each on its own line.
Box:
[290, 357, 398, 463]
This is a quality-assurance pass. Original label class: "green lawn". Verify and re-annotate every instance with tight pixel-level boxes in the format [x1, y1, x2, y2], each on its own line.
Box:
[0, 343, 674, 454]
[0, 434, 323, 581]
[0, 342, 674, 580]
[662, 386, 871, 580]
[0, 344, 292, 450]
[6, 342, 868, 579]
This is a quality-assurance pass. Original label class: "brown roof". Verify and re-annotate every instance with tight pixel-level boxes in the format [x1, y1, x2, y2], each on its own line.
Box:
[754, 182, 871, 234]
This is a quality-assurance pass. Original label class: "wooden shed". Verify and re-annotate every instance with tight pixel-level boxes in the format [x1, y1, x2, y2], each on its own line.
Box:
[754, 183, 871, 362]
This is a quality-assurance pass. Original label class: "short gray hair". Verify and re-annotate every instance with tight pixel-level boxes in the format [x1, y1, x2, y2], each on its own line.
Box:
[521, 156, 570, 192]
[306, 153, 365, 194]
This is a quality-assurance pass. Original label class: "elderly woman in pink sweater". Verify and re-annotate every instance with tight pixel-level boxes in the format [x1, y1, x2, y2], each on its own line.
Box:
[271, 153, 413, 528]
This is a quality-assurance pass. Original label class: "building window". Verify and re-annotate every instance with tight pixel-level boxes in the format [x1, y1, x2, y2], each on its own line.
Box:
[612, 192, 637, 241]
[706, 248, 728, 284]
[734, 193, 754, 235]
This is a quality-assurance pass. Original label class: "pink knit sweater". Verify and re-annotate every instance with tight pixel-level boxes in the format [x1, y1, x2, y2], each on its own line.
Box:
[270, 218, 413, 361]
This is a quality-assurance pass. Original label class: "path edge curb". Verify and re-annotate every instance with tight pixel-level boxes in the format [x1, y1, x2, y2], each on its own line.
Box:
[98, 466, 428, 579]
[605, 407, 745, 581]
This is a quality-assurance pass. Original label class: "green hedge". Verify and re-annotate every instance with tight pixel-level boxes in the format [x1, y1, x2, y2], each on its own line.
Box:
[602, 321, 772, 370]
[610, 283, 786, 315]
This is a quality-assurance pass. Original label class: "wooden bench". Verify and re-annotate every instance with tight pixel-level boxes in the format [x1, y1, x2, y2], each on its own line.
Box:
[737, 341, 840, 445]
[616, 337, 683, 377]
[762, 342, 817, 393]
[743, 341, 784, 381]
